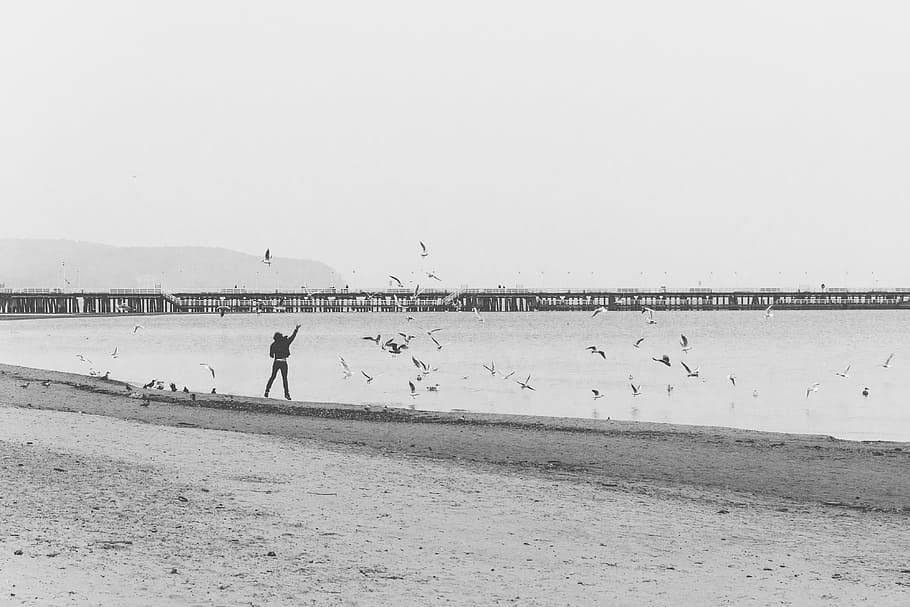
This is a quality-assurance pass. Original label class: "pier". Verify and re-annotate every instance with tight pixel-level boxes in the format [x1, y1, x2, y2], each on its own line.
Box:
[2, 287, 910, 316]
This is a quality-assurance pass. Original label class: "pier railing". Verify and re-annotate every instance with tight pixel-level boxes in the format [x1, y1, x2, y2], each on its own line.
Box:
[2, 287, 910, 315]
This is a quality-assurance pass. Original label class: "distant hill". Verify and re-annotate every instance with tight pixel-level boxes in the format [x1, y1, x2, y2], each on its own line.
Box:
[0, 239, 343, 291]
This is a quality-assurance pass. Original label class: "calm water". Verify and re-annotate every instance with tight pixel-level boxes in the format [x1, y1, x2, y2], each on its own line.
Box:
[2, 311, 908, 441]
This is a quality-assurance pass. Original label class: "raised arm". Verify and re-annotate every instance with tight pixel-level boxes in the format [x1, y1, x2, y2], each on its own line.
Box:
[287, 324, 301, 345]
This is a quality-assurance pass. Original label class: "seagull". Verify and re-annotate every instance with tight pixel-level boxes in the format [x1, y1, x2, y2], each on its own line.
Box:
[110, 346, 119, 359]
[652, 354, 671, 367]
[806, 382, 821, 398]
[412, 284, 423, 298]
[680, 334, 692, 353]
[389, 275, 404, 288]
[591, 306, 607, 318]
[41, 381, 51, 387]
[76, 354, 93, 365]
[642, 307, 657, 324]
[633, 337, 645, 349]
[835, 365, 851, 378]
[667, 384, 674, 397]
[881, 353, 895, 369]
[586, 346, 606, 359]
[592, 389, 605, 400]
[339, 357, 353, 379]
[516, 374, 535, 391]
[426, 272, 442, 281]
[681, 361, 700, 378]
[19, 382, 29, 389]
[482, 361, 496, 376]
[473, 307, 484, 322]
[501, 370, 516, 381]
[262, 248, 272, 266]
[752, 389, 759, 398]
[630, 383, 642, 397]
[361, 334, 381, 345]
[419, 241, 429, 258]
[362, 370, 375, 384]
[408, 381, 420, 399]
[764, 304, 774, 319]
[132, 324, 144, 334]
[426, 384, 440, 392]
[182, 386, 189, 393]
[430, 335, 444, 351]
[143, 379, 156, 389]
[727, 374, 736, 387]
[406, 315, 416, 322]
[199, 363, 215, 379]
[385, 342, 406, 355]
[862, 386, 870, 397]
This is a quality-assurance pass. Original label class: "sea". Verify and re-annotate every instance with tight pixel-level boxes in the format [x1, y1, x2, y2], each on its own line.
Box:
[2, 310, 908, 441]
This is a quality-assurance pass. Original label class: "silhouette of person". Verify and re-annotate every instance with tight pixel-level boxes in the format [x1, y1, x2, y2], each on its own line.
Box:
[265, 324, 301, 400]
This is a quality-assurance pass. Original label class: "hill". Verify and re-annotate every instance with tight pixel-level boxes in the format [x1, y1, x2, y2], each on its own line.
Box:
[0, 239, 342, 291]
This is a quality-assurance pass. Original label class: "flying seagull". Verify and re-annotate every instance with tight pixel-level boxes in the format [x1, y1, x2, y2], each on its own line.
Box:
[426, 272, 442, 281]
[516, 374, 535, 391]
[262, 249, 272, 265]
[339, 357, 353, 379]
[482, 361, 496, 376]
[361, 370, 375, 384]
[680, 334, 692, 353]
[592, 389, 605, 400]
[633, 337, 645, 349]
[652, 354, 671, 367]
[862, 386, 870, 397]
[110, 346, 119, 359]
[362, 334, 381, 345]
[76, 354, 93, 365]
[667, 384, 674, 397]
[586, 346, 606, 359]
[881, 353, 895, 369]
[642, 307, 657, 324]
[389, 275, 404, 288]
[419, 241, 428, 258]
[630, 383, 642, 397]
[408, 381, 420, 399]
[199, 363, 215, 379]
[806, 382, 821, 398]
[681, 361, 700, 378]
[430, 335, 444, 351]
[764, 304, 774, 319]
[473, 307, 484, 322]
[132, 324, 144, 334]
[835, 365, 851, 378]
[591, 306, 607, 318]
[727, 374, 736, 386]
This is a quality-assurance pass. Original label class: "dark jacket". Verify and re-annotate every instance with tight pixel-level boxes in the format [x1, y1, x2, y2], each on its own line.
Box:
[269, 327, 299, 359]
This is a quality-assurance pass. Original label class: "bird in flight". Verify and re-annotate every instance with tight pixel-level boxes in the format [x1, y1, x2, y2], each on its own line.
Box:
[633, 337, 645, 349]
[835, 365, 851, 378]
[262, 249, 272, 266]
[199, 363, 216, 379]
[630, 383, 642, 397]
[806, 382, 821, 398]
[667, 384, 674, 397]
[482, 361, 496, 376]
[652, 354, 671, 367]
[881, 353, 895, 369]
[132, 324, 144, 334]
[419, 241, 429, 258]
[591, 306, 607, 318]
[591, 389, 605, 400]
[643, 308, 657, 324]
[516, 374, 535, 391]
[764, 304, 774, 319]
[586, 346, 606, 359]
[426, 272, 442, 281]
[430, 335, 443, 351]
[389, 275, 404, 288]
[339, 357, 353, 379]
[680, 334, 692, 353]
[681, 361, 700, 378]
[473, 307, 484, 322]
[362, 334, 381, 346]
[76, 354, 93, 365]
[362, 370, 375, 384]
[110, 347, 119, 359]
[408, 381, 420, 399]
[862, 386, 870, 398]
[727, 374, 736, 387]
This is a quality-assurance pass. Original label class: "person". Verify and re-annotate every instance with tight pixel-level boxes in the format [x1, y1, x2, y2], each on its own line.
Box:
[264, 324, 301, 400]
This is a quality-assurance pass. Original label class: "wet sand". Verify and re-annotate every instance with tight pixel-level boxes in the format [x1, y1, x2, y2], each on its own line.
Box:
[1, 363, 909, 605]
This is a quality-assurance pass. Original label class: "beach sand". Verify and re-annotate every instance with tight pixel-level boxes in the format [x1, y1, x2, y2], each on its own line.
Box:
[1, 363, 908, 605]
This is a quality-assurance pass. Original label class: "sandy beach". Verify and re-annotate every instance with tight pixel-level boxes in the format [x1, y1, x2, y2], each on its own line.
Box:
[1, 363, 908, 605]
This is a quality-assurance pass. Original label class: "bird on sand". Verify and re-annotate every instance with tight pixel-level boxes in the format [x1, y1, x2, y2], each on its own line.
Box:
[516, 375, 535, 391]
[592, 389, 605, 400]
[652, 354, 671, 367]
[199, 363, 215, 379]
[681, 361, 700, 378]
[680, 334, 692, 353]
[262, 249, 272, 265]
[835, 365, 851, 378]
[806, 382, 821, 398]
[633, 337, 645, 349]
[630, 383, 642, 397]
[591, 306, 607, 318]
[881, 353, 895, 369]
[586, 346, 606, 359]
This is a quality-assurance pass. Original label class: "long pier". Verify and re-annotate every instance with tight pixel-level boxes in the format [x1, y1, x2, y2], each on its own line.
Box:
[2, 287, 910, 315]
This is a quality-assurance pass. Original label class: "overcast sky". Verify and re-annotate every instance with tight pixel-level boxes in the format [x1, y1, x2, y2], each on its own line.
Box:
[2, 2, 908, 289]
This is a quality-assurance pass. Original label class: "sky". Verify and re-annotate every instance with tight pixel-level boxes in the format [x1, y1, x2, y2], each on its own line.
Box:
[2, 1, 909, 290]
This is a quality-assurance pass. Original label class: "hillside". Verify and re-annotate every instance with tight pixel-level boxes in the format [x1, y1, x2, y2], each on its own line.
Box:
[0, 239, 342, 291]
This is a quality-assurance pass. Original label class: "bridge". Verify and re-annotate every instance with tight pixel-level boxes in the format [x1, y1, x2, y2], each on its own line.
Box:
[2, 287, 910, 315]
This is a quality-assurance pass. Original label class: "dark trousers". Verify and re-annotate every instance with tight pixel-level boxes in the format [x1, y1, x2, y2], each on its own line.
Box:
[265, 360, 289, 396]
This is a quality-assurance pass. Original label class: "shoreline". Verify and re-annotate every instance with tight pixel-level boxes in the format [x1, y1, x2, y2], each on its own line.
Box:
[2, 362, 909, 513]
